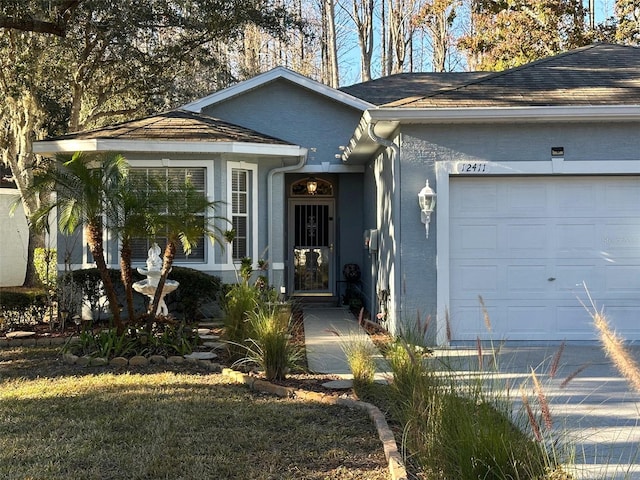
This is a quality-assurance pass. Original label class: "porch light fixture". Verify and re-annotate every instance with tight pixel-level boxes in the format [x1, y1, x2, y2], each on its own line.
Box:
[306, 177, 318, 195]
[418, 180, 436, 238]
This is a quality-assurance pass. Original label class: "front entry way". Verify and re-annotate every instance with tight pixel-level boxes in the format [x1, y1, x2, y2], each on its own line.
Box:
[289, 199, 335, 295]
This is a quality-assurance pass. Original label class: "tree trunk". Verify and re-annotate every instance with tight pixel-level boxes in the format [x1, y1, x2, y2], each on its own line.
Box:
[23, 228, 45, 287]
[86, 222, 124, 334]
[325, 0, 339, 87]
[120, 239, 136, 323]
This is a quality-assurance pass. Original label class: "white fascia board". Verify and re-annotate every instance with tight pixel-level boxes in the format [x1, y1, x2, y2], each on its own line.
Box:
[33, 139, 307, 157]
[366, 105, 640, 124]
[181, 66, 373, 113]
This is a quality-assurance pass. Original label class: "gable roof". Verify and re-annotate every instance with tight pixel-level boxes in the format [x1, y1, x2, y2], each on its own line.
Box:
[340, 72, 490, 105]
[34, 109, 306, 157]
[388, 43, 640, 108]
[182, 66, 374, 112]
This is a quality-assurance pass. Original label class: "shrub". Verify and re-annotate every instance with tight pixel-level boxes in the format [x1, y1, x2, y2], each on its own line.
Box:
[68, 267, 221, 322]
[0, 288, 48, 329]
[34, 248, 57, 289]
[168, 267, 221, 320]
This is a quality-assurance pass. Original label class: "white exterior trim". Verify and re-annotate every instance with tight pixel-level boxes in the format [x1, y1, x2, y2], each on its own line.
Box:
[33, 139, 306, 157]
[366, 105, 640, 124]
[435, 158, 640, 346]
[225, 161, 259, 268]
[182, 66, 374, 113]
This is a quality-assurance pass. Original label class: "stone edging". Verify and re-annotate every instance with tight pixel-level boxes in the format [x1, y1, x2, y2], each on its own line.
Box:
[60, 352, 223, 370]
[221, 368, 408, 480]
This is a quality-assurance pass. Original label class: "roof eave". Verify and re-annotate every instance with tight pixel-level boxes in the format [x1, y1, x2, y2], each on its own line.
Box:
[32, 139, 307, 157]
[342, 105, 640, 163]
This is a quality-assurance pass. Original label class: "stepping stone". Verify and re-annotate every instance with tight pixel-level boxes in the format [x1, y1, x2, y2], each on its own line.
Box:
[184, 351, 217, 361]
[199, 320, 224, 328]
[6, 331, 36, 339]
[203, 341, 226, 350]
[199, 334, 220, 341]
[197, 328, 211, 335]
[321, 379, 353, 390]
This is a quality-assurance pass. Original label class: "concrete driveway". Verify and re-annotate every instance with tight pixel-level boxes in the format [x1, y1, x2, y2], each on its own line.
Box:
[438, 343, 640, 480]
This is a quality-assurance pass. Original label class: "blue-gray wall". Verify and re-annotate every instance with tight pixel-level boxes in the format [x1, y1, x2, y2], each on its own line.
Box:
[391, 120, 640, 342]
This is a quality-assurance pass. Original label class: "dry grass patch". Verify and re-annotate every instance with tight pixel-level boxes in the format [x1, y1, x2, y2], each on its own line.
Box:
[0, 347, 387, 480]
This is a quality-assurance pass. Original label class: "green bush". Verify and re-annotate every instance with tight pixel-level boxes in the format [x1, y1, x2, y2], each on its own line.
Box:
[34, 248, 57, 289]
[64, 322, 198, 359]
[0, 288, 49, 329]
[168, 267, 221, 320]
[68, 267, 221, 322]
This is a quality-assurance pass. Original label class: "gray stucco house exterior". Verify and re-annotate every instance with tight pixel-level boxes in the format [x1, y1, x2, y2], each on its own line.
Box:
[34, 43, 640, 345]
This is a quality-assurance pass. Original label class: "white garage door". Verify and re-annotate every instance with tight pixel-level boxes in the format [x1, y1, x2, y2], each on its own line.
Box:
[450, 176, 640, 342]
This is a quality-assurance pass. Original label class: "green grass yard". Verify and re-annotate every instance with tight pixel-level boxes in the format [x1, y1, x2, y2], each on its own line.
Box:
[0, 347, 388, 480]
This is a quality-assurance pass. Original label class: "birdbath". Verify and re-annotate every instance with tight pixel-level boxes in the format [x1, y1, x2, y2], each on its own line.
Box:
[133, 243, 179, 316]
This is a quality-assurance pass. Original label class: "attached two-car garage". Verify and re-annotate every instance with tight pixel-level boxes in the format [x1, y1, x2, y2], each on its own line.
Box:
[449, 176, 640, 342]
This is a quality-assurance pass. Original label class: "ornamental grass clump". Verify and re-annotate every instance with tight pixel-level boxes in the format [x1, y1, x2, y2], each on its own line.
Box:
[341, 332, 378, 394]
[385, 307, 573, 480]
[234, 305, 302, 381]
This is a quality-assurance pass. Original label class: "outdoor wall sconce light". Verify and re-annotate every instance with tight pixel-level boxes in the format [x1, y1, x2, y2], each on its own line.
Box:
[418, 180, 436, 238]
[306, 177, 318, 195]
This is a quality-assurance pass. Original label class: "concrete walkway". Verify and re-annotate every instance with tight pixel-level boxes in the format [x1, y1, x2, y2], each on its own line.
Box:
[302, 307, 388, 381]
[302, 308, 640, 479]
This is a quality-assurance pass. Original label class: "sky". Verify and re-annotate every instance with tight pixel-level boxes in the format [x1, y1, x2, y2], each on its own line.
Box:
[336, 0, 618, 85]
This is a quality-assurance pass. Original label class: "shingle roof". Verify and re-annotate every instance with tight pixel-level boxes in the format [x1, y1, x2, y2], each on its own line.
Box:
[339, 72, 490, 105]
[52, 109, 293, 145]
[386, 43, 640, 108]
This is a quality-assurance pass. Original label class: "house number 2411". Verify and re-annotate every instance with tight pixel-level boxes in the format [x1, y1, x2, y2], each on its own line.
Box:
[458, 162, 488, 173]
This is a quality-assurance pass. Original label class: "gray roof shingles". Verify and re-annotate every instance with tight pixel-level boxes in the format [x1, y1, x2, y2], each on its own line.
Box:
[52, 109, 293, 145]
[342, 43, 640, 108]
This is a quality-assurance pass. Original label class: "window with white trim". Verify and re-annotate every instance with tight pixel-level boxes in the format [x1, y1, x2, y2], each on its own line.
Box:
[129, 167, 207, 263]
[231, 168, 249, 260]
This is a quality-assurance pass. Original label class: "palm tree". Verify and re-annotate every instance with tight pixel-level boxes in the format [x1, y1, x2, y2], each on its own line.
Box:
[28, 152, 128, 334]
[107, 173, 158, 323]
[147, 179, 227, 319]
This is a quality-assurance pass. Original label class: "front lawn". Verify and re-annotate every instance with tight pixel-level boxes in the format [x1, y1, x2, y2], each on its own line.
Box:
[0, 347, 388, 480]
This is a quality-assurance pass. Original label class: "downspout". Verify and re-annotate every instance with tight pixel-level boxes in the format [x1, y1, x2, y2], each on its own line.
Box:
[267, 150, 308, 288]
[367, 122, 401, 326]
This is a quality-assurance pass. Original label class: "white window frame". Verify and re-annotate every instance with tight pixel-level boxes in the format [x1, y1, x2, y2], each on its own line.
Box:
[226, 161, 258, 267]
[113, 158, 217, 271]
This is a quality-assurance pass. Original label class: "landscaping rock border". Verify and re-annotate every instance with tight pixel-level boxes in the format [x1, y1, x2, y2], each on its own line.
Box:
[61, 352, 223, 371]
[221, 368, 408, 480]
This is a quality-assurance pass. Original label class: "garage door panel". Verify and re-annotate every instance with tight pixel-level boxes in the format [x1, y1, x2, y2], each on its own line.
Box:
[601, 223, 640, 253]
[556, 224, 597, 251]
[506, 225, 547, 251]
[506, 265, 546, 291]
[553, 265, 596, 292]
[604, 264, 640, 292]
[604, 184, 640, 212]
[603, 306, 640, 337]
[506, 184, 549, 212]
[451, 264, 499, 291]
[507, 306, 554, 335]
[454, 224, 498, 250]
[556, 306, 593, 338]
[450, 176, 640, 342]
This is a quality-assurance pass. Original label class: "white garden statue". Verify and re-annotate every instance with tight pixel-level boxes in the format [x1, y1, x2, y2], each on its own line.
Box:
[133, 242, 179, 316]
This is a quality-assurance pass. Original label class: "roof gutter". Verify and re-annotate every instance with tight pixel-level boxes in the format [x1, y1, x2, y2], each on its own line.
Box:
[267, 149, 308, 288]
[366, 105, 640, 124]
